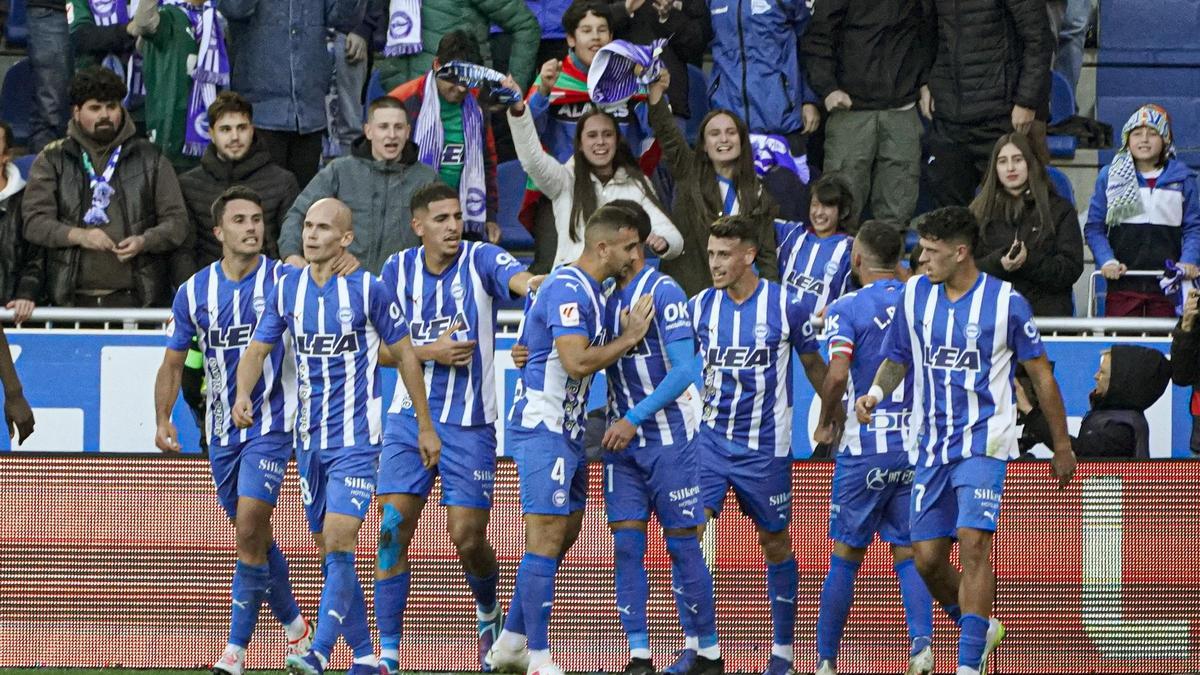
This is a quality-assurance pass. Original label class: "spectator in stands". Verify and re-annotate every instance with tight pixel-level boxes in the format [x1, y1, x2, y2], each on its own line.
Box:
[490, 0, 572, 84]
[68, 0, 136, 72]
[176, 93, 300, 272]
[0, 122, 44, 324]
[330, 19, 372, 158]
[130, 0, 229, 173]
[217, 0, 366, 190]
[1073, 346, 1170, 458]
[1085, 104, 1200, 317]
[776, 173, 856, 312]
[802, 0, 933, 226]
[972, 132, 1082, 317]
[26, 2, 73, 152]
[1050, 0, 1093, 98]
[389, 31, 501, 244]
[709, 0, 819, 153]
[922, 0, 1052, 209]
[23, 67, 189, 308]
[611, 0, 711, 123]
[1171, 290, 1200, 457]
[504, 75, 682, 269]
[645, 69, 792, 296]
[376, 0, 541, 92]
[278, 97, 439, 274]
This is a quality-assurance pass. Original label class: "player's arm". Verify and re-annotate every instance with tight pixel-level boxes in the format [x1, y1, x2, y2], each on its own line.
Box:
[1022, 353, 1076, 488]
[233, 340, 274, 428]
[382, 335, 442, 469]
[557, 295, 656, 380]
[815, 351, 850, 446]
[507, 271, 545, 298]
[602, 338, 700, 451]
[153, 348, 188, 451]
[855, 358, 909, 424]
[0, 326, 33, 444]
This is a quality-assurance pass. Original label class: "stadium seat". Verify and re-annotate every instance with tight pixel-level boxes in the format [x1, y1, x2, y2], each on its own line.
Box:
[1046, 165, 1075, 206]
[4, 0, 27, 47]
[496, 160, 534, 251]
[13, 154, 34, 180]
[364, 69, 385, 120]
[684, 64, 710, 145]
[1047, 71, 1077, 159]
[0, 59, 35, 147]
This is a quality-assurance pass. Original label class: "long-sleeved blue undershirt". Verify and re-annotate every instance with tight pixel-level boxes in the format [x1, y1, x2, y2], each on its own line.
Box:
[623, 338, 700, 427]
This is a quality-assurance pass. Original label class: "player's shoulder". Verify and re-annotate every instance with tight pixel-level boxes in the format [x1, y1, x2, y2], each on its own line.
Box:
[381, 248, 410, 272]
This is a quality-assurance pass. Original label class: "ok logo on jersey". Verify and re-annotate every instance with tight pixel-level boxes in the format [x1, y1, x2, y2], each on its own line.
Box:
[411, 312, 470, 343]
[208, 324, 254, 350]
[924, 345, 981, 371]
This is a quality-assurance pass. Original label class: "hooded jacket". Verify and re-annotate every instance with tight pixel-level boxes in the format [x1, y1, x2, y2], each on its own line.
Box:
[0, 164, 45, 304]
[1074, 345, 1171, 458]
[22, 113, 189, 306]
[277, 136, 440, 274]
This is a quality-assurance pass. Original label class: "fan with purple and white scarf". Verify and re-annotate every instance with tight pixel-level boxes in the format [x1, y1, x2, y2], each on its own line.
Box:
[164, 0, 229, 156]
[87, 0, 146, 105]
[412, 71, 487, 238]
[586, 38, 667, 106]
[385, 0, 422, 56]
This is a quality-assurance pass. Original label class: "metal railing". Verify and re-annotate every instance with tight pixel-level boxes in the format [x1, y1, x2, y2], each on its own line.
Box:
[1085, 270, 1170, 318]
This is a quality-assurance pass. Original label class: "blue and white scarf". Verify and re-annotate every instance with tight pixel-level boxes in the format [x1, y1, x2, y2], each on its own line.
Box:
[749, 133, 810, 184]
[437, 60, 521, 105]
[1160, 259, 1199, 316]
[414, 70, 486, 237]
[88, 0, 146, 106]
[82, 144, 124, 226]
[384, 0, 422, 56]
[164, 0, 229, 156]
[587, 38, 667, 107]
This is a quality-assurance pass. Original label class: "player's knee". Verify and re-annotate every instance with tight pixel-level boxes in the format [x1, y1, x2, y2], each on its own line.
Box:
[956, 530, 992, 569]
[912, 547, 945, 579]
[758, 528, 793, 563]
[234, 520, 270, 557]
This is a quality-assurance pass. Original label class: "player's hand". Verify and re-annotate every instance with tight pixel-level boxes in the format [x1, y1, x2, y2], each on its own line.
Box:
[919, 85, 935, 120]
[801, 103, 821, 134]
[417, 427, 442, 469]
[344, 32, 368, 64]
[537, 59, 561, 98]
[647, 67, 670, 105]
[813, 420, 841, 447]
[645, 234, 668, 255]
[1001, 239, 1027, 272]
[1100, 260, 1127, 280]
[510, 343, 530, 369]
[486, 221, 502, 244]
[1011, 104, 1036, 135]
[526, 274, 546, 295]
[1050, 445, 1076, 489]
[232, 395, 255, 429]
[4, 391, 34, 444]
[602, 417, 638, 451]
[5, 299, 34, 325]
[114, 234, 145, 262]
[155, 421, 181, 453]
[854, 394, 878, 425]
[426, 320, 477, 367]
[331, 252, 361, 276]
[620, 295, 656, 344]
[824, 89, 852, 112]
[1183, 290, 1200, 331]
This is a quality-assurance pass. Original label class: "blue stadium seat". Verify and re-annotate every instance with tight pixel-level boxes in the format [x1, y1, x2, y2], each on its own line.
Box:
[5, 0, 27, 47]
[1096, 65, 1200, 171]
[684, 64, 710, 145]
[1046, 165, 1075, 206]
[13, 154, 34, 180]
[496, 160, 534, 251]
[0, 59, 35, 147]
[364, 69, 385, 120]
[1047, 71, 1077, 159]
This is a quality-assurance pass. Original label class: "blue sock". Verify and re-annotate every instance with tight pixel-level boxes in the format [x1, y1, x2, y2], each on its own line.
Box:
[515, 553, 558, 651]
[265, 542, 301, 626]
[766, 557, 798, 652]
[344, 570, 373, 658]
[815, 554, 860, 663]
[503, 582, 524, 634]
[465, 571, 499, 615]
[311, 551, 357, 659]
[613, 529, 649, 652]
[228, 560, 270, 648]
[666, 535, 716, 646]
[943, 602, 963, 623]
[958, 613, 989, 669]
[894, 559, 933, 650]
[375, 571, 411, 653]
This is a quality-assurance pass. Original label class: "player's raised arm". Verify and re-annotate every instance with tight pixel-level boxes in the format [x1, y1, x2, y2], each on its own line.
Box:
[557, 295, 655, 380]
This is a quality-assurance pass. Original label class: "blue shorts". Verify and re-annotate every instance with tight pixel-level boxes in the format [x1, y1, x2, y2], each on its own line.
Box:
[697, 431, 792, 533]
[295, 443, 381, 533]
[829, 452, 914, 548]
[603, 437, 704, 530]
[910, 456, 1007, 542]
[208, 431, 293, 519]
[509, 426, 588, 516]
[378, 414, 496, 509]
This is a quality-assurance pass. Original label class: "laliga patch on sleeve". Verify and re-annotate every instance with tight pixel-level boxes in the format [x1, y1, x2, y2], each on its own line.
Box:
[559, 302, 580, 327]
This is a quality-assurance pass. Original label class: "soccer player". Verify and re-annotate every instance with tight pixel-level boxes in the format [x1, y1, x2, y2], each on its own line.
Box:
[374, 182, 540, 673]
[855, 207, 1076, 675]
[596, 200, 722, 675]
[487, 204, 655, 675]
[153, 186, 313, 675]
[811, 221, 934, 675]
[691, 215, 828, 675]
[233, 197, 440, 675]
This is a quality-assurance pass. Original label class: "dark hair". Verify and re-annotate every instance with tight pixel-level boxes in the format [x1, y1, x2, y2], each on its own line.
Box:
[0, 121, 12, 152]
[211, 185, 264, 226]
[811, 173, 857, 233]
[410, 182, 460, 214]
[70, 66, 126, 108]
[562, 0, 613, 35]
[585, 203, 640, 237]
[970, 132, 1055, 248]
[367, 95, 407, 119]
[855, 220, 903, 268]
[436, 30, 482, 65]
[908, 242, 924, 273]
[207, 91, 253, 127]
[709, 214, 760, 250]
[683, 109, 775, 227]
[568, 108, 664, 242]
[604, 198, 652, 242]
[916, 207, 979, 253]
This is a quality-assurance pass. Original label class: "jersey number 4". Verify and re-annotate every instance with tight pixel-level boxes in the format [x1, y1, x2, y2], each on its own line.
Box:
[551, 457, 566, 485]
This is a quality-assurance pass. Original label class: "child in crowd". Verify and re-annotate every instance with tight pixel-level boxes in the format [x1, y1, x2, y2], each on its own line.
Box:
[776, 173, 856, 314]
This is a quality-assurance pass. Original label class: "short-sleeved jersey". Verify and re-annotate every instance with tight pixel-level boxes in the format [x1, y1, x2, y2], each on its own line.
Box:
[824, 279, 912, 457]
[167, 256, 296, 446]
[255, 268, 410, 451]
[882, 273, 1045, 467]
[775, 219, 853, 313]
[508, 265, 607, 442]
[691, 279, 820, 457]
[604, 265, 700, 448]
[380, 242, 525, 426]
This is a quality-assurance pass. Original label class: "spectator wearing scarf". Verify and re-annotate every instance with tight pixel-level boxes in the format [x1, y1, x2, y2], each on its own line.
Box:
[67, 0, 145, 111]
[130, 0, 229, 172]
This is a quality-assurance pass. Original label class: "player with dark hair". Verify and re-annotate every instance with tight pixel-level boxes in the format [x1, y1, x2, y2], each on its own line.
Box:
[856, 207, 1076, 675]
[811, 221, 934, 675]
[154, 185, 313, 675]
[691, 215, 827, 675]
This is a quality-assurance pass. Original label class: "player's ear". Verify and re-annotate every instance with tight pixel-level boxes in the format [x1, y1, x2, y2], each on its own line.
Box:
[411, 215, 422, 238]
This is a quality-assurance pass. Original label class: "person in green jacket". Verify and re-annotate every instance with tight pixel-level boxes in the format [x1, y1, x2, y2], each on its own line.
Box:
[376, 0, 542, 93]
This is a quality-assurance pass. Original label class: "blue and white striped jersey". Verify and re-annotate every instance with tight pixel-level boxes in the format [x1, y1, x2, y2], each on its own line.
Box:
[255, 268, 410, 451]
[882, 273, 1045, 467]
[167, 256, 296, 446]
[605, 265, 700, 448]
[691, 279, 820, 457]
[775, 219, 853, 313]
[825, 279, 912, 457]
[508, 265, 607, 442]
[380, 242, 525, 426]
